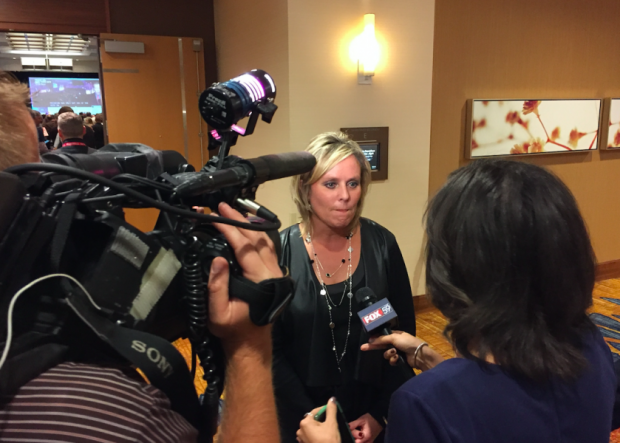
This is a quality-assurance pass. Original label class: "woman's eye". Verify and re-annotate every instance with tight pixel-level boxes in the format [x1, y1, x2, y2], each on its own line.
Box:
[324, 182, 336, 189]
[348, 181, 359, 188]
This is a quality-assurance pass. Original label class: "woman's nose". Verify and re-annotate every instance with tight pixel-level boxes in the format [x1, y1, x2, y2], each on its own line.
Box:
[338, 185, 350, 200]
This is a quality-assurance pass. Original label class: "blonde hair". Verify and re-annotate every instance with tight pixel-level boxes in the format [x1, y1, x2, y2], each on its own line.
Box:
[0, 73, 39, 170]
[292, 132, 371, 238]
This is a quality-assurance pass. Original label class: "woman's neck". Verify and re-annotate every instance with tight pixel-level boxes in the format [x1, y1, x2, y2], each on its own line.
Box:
[305, 218, 352, 243]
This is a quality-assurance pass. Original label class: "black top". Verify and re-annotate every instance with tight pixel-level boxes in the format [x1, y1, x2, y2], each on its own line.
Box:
[275, 219, 416, 442]
[83, 126, 96, 149]
[305, 257, 370, 428]
[45, 138, 96, 155]
[36, 126, 45, 143]
[92, 123, 105, 149]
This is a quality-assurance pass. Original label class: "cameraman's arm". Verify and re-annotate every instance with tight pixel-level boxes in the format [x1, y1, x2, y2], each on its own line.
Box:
[208, 202, 281, 443]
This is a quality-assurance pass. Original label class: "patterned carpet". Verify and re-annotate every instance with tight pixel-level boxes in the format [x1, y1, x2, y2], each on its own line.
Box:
[173, 278, 620, 440]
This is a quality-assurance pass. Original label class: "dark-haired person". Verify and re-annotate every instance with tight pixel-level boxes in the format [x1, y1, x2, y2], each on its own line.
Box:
[298, 159, 615, 443]
[29, 109, 48, 155]
[92, 112, 106, 148]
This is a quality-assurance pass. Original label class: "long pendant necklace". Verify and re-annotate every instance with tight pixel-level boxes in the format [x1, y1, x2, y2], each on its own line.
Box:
[307, 232, 353, 372]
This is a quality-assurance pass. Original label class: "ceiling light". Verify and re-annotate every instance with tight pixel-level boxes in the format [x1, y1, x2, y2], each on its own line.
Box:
[21, 57, 46, 66]
[48, 58, 73, 67]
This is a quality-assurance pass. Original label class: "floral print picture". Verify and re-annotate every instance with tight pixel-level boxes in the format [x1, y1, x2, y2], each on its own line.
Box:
[468, 99, 601, 157]
[606, 99, 620, 149]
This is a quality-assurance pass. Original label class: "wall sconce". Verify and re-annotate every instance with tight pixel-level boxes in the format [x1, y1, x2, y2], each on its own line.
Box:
[349, 14, 380, 85]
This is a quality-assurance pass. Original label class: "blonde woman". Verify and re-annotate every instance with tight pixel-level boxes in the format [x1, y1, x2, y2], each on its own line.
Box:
[275, 132, 416, 443]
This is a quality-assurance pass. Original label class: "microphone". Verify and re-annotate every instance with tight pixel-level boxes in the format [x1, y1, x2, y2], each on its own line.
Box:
[174, 151, 316, 197]
[355, 287, 413, 380]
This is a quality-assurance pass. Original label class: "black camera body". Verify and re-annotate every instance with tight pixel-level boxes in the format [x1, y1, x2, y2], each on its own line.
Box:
[0, 70, 314, 441]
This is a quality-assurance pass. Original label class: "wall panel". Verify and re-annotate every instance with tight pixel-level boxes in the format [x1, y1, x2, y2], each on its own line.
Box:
[429, 0, 620, 263]
[0, 0, 109, 34]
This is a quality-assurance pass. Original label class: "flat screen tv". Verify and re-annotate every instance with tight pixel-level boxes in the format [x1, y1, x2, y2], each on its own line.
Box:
[29, 77, 102, 115]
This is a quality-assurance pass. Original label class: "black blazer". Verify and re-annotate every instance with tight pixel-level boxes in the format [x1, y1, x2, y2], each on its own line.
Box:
[274, 218, 416, 440]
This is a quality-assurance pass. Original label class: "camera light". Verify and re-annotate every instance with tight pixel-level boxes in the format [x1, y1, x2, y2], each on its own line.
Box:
[199, 69, 276, 130]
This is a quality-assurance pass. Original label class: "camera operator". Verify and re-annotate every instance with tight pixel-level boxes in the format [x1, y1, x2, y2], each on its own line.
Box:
[0, 204, 281, 443]
[296, 160, 616, 443]
[0, 73, 280, 442]
[0, 73, 40, 169]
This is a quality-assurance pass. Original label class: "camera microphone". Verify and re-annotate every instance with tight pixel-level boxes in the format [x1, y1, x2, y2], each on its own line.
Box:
[355, 287, 413, 380]
[174, 151, 316, 197]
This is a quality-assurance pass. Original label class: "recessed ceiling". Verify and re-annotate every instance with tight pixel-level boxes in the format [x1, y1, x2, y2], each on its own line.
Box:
[6, 32, 90, 53]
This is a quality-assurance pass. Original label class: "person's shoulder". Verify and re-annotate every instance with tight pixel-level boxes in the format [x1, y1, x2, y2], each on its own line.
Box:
[280, 223, 300, 240]
[360, 217, 396, 244]
[399, 358, 495, 400]
[279, 224, 301, 250]
[20, 362, 198, 440]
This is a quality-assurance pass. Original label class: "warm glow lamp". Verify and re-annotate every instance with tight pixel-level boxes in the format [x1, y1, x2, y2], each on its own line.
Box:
[349, 14, 380, 85]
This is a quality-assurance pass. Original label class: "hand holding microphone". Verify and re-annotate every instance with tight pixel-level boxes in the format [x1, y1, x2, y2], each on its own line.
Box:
[355, 287, 413, 379]
[361, 331, 444, 372]
[355, 287, 444, 372]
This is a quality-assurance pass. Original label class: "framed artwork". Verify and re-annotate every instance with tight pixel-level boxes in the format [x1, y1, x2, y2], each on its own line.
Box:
[466, 99, 602, 158]
[600, 98, 620, 149]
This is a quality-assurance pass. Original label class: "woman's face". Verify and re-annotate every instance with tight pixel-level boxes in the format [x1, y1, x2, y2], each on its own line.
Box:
[309, 155, 362, 231]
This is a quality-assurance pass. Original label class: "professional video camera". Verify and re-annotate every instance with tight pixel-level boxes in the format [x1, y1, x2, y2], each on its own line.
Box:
[0, 69, 314, 441]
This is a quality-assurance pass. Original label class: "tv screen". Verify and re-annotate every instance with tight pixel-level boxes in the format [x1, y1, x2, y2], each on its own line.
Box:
[360, 142, 380, 171]
[29, 77, 102, 115]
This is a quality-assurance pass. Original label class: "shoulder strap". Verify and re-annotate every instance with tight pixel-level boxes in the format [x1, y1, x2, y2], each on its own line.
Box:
[65, 290, 208, 439]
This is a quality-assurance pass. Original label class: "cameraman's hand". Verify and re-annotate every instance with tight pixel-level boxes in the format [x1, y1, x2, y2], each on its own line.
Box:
[297, 399, 341, 443]
[207, 202, 282, 353]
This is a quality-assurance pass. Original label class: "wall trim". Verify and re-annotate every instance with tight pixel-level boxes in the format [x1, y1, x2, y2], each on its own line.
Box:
[413, 295, 433, 312]
[596, 260, 620, 281]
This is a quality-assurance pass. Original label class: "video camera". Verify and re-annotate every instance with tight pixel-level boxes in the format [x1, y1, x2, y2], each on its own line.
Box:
[0, 70, 314, 441]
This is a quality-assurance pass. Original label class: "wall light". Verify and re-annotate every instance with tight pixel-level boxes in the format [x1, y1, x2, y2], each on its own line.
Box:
[349, 14, 381, 85]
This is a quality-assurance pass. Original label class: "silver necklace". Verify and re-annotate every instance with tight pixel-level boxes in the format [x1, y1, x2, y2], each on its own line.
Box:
[315, 256, 346, 279]
[307, 232, 354, 372]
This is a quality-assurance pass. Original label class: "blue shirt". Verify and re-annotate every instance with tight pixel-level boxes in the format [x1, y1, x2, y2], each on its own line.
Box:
[386, 329, 615, 443]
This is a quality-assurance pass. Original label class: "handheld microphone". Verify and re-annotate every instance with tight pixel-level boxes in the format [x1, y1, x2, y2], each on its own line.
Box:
[355, 287, 413, 380]
[174, 151, 316, 197]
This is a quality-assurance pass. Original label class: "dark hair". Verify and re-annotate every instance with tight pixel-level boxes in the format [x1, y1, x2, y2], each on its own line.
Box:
[425, 159, 596, 381]
[58, 106, 74, 115]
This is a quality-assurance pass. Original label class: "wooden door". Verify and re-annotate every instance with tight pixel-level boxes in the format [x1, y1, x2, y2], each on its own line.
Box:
[100, 33, 207, 232]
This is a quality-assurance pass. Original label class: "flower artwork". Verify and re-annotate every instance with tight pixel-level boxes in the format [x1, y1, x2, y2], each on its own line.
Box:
[467, 99, 602, 158]
[606, 99, 620, 149]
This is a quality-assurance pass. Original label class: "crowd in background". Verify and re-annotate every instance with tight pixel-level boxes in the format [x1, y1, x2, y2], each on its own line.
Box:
[29, 107, 105, 155]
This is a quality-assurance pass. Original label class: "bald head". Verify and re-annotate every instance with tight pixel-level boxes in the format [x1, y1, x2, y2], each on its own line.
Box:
[58, 112, 85, 140]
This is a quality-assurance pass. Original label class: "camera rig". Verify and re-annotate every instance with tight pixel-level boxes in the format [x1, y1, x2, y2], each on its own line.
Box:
[0, 70, 313, 441]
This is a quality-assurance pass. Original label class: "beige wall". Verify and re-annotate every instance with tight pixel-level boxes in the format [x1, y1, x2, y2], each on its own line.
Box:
[213, 0, 292, 228]
[430, 0, 620, 263]
[214, 0, 435, 294]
